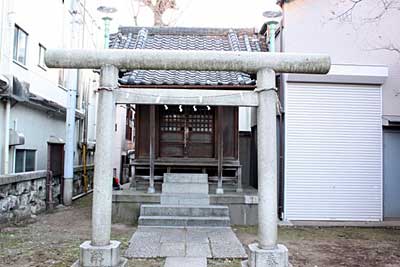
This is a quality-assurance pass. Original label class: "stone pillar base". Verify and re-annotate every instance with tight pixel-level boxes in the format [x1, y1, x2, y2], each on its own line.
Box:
[71, 240, 127, 267]
[63, 179, 73, 206]
[247, 243, 289, 267]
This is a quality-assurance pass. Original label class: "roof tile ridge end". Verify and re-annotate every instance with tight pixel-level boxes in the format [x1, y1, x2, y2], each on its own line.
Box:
[227, 29, 241, 52]
[227, 29, 245, 84]
[135, 28, 149, 49]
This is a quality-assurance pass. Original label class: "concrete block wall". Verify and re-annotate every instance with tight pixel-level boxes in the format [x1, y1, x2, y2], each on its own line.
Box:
[72, 165, 94, 196]
[0, 171, 60, 224]
[0, 165, 94, 224]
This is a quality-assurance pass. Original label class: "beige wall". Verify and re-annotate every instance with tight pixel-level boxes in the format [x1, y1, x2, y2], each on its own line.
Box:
[282, 0, 400, 116]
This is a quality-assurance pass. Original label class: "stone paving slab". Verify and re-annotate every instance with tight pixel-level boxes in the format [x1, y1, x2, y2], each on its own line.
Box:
[186, 242, 211, 257]
[125, 240, 161, 258]
[128, 231, 161, 244]
[160, 242, 186, 257]
[210, 241, 247, 258]
[164, 257, 207, 267]
[124, 226, 247, 259]
[160, 228, 186, 242]
[186, 230, 209, 244]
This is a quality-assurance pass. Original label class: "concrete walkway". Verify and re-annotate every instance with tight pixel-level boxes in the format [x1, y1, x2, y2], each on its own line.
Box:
[125, 226, 247, 259]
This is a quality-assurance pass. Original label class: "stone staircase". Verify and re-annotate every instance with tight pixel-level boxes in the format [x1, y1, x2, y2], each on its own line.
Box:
[138, 173, 231, 227]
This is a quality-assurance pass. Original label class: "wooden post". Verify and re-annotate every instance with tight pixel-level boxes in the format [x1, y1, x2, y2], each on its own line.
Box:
[217, 107, 224, 194]
[148, 105, 156, 193]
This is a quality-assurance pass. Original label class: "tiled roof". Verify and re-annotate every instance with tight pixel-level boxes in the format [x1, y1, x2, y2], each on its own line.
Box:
[109, 27, 267, 87]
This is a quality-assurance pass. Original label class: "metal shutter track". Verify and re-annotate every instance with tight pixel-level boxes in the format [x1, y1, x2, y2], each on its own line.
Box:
[285, 84, 382, 221]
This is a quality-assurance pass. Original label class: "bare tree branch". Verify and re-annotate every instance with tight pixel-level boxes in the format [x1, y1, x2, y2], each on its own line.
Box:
[142, 0, 177, 26]
[329, 0, 363, 21]
[329, 0, 400, 54]
[130, 0, 177, 26]
[368, 44, 400, 54]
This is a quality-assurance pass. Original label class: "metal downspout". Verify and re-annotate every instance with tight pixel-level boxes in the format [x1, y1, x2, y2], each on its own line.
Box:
[278, 1, 287, 220]
[63, 0, 79, 205]
[2, 0, 15, 174]
[3, 100, 10, 174]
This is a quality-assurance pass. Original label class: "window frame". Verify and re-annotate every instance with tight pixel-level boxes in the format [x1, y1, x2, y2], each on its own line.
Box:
[14, 149, 37, 173]
[13, 24, 28, 65]
[38, 43, 46, 70]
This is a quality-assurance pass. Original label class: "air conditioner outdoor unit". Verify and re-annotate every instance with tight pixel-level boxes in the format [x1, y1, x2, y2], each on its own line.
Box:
[0, 74, 30, 102]
[0, 74, 11, 93]
[9, 129, 25, 146]
[11, 76, 30, 102]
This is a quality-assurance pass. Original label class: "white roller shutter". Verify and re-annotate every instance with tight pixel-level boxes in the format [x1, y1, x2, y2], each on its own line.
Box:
[285, 83, 382, 221]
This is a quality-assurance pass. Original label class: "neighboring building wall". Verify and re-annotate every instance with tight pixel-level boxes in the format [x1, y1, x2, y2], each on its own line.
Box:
[8, 104, 66, 172]
[0, 106, 4, 174]
[113, 105, 128, 179]
[282, 0, 400, 116]
[10, 0, 68, 106]
[0, 0, 102, 175]
[277, 0, 398, 221]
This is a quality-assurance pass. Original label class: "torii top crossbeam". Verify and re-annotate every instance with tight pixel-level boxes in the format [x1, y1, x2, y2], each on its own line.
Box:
[45, 48, 330, 74]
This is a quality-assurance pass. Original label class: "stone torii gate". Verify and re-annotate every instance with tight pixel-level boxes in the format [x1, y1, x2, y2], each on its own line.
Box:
[45, 49, 330, 267]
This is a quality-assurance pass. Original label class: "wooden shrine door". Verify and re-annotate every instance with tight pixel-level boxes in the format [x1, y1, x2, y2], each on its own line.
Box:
[159, 105, 215, 158]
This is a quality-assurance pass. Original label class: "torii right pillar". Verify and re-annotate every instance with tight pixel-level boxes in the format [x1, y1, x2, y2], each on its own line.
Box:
[248, 67, 288, 267]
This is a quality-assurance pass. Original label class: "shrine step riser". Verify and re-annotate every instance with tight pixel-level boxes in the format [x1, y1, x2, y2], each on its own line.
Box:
[138, 216, 230, 227]
[140, 204, 229, 217]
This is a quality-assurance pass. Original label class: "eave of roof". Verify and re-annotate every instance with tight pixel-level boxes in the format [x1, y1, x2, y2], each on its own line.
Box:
[110, 26, 267, 87]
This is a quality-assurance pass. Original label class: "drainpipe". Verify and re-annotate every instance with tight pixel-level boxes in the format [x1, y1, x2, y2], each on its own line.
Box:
[3, 100, 10, 174]
[278, 1, 286, 220]
[82, 86, 89, 192]
[97, 4, 117, 49]
[81, 0, 88, 193]
[1, 0, 15, 174]
[268, 23, 278, 52]
[102, 17, 111, 49]
[63, 0, 79, 205]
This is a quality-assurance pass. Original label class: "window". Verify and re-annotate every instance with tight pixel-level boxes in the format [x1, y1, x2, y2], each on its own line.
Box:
[58, 69, 67, 88]
[38, 44, 46, 69]
[15, 149, 36, 173]
[13, 25, 28, 65]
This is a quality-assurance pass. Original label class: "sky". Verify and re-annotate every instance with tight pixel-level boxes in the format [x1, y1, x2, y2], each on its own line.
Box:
[108, 0, 276, 32]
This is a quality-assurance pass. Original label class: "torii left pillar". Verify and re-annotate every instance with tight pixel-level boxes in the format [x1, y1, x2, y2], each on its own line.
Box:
[72, 64, 127, 267]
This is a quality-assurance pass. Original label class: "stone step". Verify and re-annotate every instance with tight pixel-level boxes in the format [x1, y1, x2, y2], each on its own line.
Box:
[164, 173, 208, 184]
[135, 182, 162, 192]
[138, 215, 230, 227]
[140, 204, 229, 217]
[161, 193, 209, 206]
[162, 183, 209, 194]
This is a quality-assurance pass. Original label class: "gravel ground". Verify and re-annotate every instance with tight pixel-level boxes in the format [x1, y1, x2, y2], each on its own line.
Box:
[235, 226, 400, 267]
[1, 195, 399, 267]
